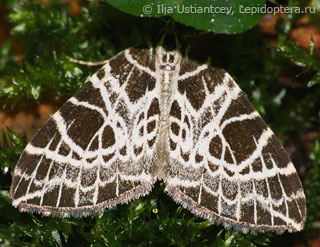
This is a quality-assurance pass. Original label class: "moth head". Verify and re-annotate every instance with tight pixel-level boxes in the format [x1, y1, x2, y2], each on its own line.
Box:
[157, 47, 180, 71]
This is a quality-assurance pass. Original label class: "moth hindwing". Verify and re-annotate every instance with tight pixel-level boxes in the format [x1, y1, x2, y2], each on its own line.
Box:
[11, 45, 306, 233]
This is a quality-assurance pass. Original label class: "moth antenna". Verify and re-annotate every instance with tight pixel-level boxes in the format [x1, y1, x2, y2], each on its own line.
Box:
[67, 56, 109, 66]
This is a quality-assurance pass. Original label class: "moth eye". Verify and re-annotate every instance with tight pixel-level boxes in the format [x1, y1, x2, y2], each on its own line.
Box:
[169, 54, 175, 63]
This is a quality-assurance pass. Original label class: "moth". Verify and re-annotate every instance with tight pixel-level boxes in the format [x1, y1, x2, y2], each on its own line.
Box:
[10, 39, 306, 234]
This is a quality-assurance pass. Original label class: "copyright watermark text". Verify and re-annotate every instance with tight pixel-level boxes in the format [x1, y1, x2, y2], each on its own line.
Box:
[239, 4, 315, 15]
[142, 3, 316, 16]
[144, 4, 234, 15]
